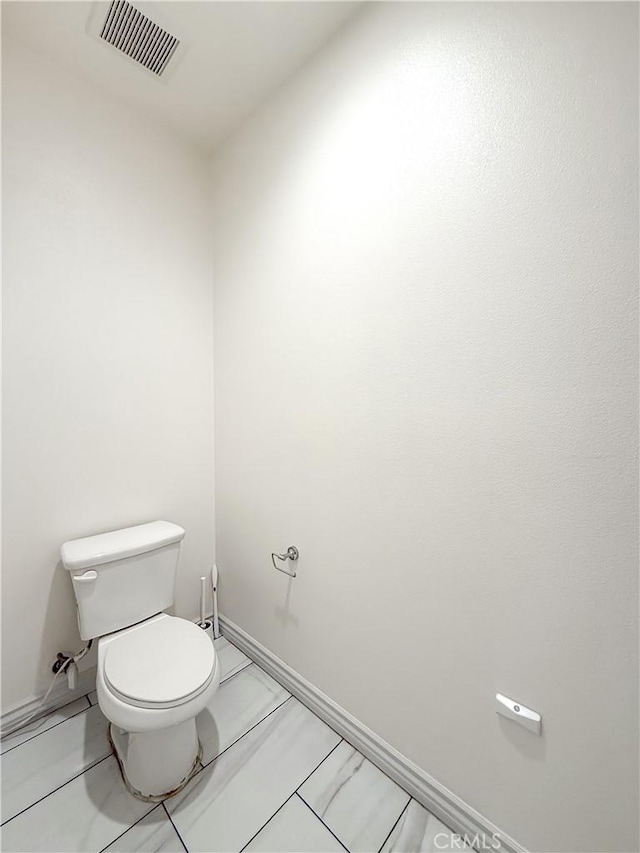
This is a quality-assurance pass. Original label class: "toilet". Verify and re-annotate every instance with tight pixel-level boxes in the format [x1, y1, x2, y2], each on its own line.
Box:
[61, 520, 220, 801]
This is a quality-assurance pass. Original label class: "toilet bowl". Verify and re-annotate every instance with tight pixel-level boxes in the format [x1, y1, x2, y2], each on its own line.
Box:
[61, 520, 221, 801]
[97, 613, 220, 800]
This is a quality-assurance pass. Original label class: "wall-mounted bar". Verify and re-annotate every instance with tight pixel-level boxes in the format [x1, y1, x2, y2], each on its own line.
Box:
[271, 546, 299, 577]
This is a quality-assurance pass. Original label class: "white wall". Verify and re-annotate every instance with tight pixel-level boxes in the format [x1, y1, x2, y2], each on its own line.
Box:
[210, 4, 639, 852]
[1, 38, 215, 712]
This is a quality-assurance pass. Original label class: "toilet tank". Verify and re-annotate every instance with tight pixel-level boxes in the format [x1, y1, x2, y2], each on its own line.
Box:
[61, 521, 186, 640]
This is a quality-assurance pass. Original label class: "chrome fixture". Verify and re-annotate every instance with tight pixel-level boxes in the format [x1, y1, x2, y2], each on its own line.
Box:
[271, 546, 299, 577]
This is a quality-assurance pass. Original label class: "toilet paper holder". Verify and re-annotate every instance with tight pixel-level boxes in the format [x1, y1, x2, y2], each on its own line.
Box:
[271, 546, 299, 577]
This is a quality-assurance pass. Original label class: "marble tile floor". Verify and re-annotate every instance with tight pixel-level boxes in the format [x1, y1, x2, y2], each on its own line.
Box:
[1, 636, 465, 853]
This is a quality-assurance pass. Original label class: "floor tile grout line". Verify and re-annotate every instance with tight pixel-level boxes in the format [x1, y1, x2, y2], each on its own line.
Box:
[294, 738, 344, 793]
[222, 636, 422, 811]
[237, 739, 345, 853]
[2, 638, 245, 753]
[377, 797, 411, 853]
[168, 697, 342, 848]
[97, 803, 159, 853]
[238, 792, 298, 852]
[5, 636, 411, 851]
[3, 668, 291, 831]
[233, 643, 418, 804]
[1, 698, 95, 755]
[219, 660, 253, 685]
[218, 659, 254, 687]
[292, 732, 411, 853]
[296, 770, 411, 853]
[296, 790, 353, 852]
[110, 692, 315, 853]
[162, 801, 190, 853]
[0, 753, 113, 827]
[159, 695, 295, 806]
[198, 695, 294, 772]
[3, 654, 251, 757]
[244, 654, 419, 806]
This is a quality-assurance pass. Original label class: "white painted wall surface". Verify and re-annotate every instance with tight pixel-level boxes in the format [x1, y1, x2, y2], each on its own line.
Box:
[2, 39, 214, 711]
[210, 4, 639, 852]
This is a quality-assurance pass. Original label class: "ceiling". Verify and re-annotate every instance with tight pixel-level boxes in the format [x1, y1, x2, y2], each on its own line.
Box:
[2, 1, 362, 153]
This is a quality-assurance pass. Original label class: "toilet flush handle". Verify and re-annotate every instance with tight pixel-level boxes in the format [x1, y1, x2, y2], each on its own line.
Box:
[74, 570, 98, 583]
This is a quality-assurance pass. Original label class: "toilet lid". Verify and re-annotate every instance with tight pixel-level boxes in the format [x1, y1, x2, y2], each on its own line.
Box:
[104, 616, 216, 707]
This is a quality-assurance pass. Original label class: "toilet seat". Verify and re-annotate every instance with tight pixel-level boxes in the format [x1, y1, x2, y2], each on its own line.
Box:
[103, 615, 216, 710]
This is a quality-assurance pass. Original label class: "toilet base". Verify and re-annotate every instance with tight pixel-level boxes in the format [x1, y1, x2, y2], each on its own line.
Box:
[108, 721, 203, 802]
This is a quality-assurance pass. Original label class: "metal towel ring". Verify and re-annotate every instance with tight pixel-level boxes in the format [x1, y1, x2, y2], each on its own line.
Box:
[271, 546, 299, 577]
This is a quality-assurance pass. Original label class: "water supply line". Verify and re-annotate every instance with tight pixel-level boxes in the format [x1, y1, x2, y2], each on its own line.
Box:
[0, 640, 93, 740]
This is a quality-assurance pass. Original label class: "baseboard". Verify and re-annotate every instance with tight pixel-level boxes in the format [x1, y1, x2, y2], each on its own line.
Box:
[220, 614, 526, 853]
[1, 666, 97, 733]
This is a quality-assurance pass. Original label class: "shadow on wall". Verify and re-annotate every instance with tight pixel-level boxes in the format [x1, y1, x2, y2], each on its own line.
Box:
[498, 716, 546, 762]
[273, 577, 300, 630]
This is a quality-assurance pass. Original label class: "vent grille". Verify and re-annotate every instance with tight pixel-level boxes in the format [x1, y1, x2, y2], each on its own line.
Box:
[100, 1, 179, 76]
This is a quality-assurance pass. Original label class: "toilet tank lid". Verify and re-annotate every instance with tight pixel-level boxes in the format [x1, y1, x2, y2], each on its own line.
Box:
[61, 521, 185, 571]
